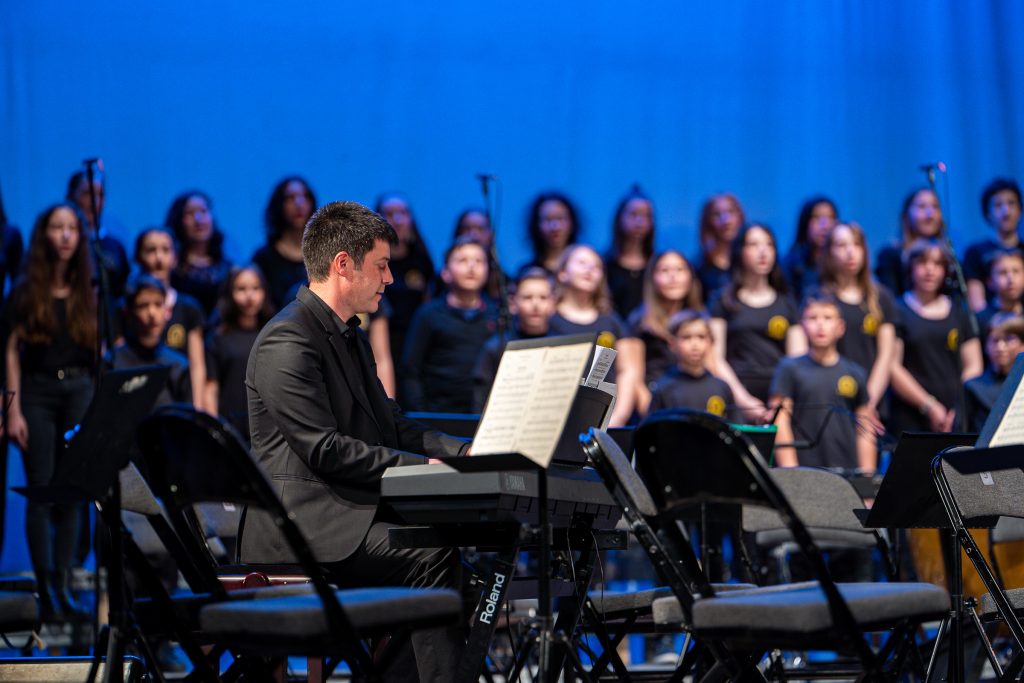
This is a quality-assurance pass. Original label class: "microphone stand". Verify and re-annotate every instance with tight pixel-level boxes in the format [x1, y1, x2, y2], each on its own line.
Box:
[82, 158, 123, 683]
[924, 164, 977, 432]
[83, 160, 117, 369]
[478, 174, 511, 340]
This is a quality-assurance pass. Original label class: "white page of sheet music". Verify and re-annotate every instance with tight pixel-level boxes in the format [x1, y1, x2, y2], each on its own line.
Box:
[988, 368, 1024, 448]
[584, 346, 616, 387]
[472, 341, 593, 467]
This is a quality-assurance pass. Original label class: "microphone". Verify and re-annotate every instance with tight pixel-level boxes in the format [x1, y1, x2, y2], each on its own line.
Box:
[476, 173, 497, 198]
[919, 161, 946, 186]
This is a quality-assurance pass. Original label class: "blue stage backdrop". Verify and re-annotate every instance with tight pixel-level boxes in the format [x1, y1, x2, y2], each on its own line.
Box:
[0, 2, 1023, 569]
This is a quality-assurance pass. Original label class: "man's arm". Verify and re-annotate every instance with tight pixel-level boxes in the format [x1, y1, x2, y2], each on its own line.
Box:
[252, 321, 425, 486]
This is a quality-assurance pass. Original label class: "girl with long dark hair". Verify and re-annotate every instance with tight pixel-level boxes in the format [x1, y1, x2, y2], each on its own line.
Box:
[6, 203, 96, 620]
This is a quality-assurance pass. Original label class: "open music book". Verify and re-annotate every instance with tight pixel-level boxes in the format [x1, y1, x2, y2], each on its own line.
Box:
[471, 334, 597, 468]
[977, 352, 1024, 448]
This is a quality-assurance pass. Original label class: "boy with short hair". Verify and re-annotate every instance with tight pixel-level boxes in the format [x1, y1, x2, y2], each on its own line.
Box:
[965, 178, 1023, 310]
[401, 236, 497, 412]
[473, 267, 555, 411]
[977, 249, 1024, 344]
[770, 295, 875, 470]
[964, 313, 1024, 432]
[648, 310, 734, 418]
[107, 274, 192, 405]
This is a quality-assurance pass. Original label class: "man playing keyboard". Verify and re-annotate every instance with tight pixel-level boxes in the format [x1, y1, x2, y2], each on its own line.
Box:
[240, 200, 469, 682]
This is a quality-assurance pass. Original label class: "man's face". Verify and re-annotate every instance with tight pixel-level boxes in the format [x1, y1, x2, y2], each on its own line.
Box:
[349, 239, 393, 314]
[131, 288, 168, 348]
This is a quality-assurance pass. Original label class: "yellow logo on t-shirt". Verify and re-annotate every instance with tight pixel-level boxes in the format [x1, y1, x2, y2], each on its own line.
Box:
[166, 323, 186, 349]
[947, 329, 959, 352]
[597, 331, 617, 349]
[706, 395, 726, 416]
[862, 313, 879, 336]
[837, 375, 858, 399]
[767, 315, 789, 340]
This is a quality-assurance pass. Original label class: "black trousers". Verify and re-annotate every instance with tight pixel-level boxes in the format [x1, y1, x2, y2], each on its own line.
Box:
[323, 518, 464, 683]
[20, 374, 93, 585]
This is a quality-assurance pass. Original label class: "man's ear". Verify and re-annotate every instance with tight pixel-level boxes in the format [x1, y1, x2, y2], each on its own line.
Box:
[333, 251, 352, 278]
[441, 266, 452, 285]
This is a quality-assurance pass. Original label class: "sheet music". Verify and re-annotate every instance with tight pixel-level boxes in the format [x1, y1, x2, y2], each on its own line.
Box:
[584, 346, 617, 387]
[980, 353, 1024, 448]
[988, 383, 1024, 447]
[472, 341, 593, 466]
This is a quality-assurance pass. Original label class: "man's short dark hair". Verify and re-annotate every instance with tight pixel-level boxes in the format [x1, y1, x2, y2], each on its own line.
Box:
[981, 178, 1022, 219]
[302, 201, 397, 282]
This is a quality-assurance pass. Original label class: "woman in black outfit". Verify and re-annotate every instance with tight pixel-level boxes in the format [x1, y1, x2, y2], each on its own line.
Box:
[605, 186, 655, 318]
[874, 187, 944, 296]
[781, 196, 838, 300]
[252, 176, 317, 309]
[166, 190, 233, 317]
[6, 203, 95, 621]
[519, 191, 580, 275]
[374, 193, 434, 388]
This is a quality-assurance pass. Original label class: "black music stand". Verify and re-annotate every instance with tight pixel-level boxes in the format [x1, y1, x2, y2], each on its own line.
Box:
[858, 431, 979, 683]
[16, 366, 169, 683]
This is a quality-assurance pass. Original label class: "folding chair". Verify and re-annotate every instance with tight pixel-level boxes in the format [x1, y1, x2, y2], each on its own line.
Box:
[627, 409, 949, 681]
[136, 403, 463, 682]
[741, 467, 895, 585]
[580, 427, 762, 681]
[933, 444, 1024, 681]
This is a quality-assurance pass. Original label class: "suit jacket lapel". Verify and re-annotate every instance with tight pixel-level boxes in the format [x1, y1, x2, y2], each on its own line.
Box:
[297, 287, 381, 431]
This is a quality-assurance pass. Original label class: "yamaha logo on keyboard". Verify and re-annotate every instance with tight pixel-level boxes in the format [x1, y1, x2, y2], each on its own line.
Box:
[503, 473, 527, 492]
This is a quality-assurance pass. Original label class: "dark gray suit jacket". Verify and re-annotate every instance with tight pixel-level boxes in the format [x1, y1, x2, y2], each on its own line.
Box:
[239, 286, 466, 563]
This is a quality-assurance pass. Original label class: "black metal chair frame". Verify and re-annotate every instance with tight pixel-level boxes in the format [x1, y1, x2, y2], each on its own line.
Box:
[629, 409, 944, 680]
[932, 445, 1024, 681]
[136, 403, 460, 682]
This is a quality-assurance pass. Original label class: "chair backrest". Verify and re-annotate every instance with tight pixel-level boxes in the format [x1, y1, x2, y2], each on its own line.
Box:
[938, 446, 1024, 524]
[633, 410, 779, 511]
[743, 467, 874, 536]
[632, 410, 869, 642]
[137, 403, 372, 673]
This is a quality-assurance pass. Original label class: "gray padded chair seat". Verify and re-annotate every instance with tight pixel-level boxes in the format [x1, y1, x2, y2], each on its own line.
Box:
[200, 587, 461, 645]
[980, 586, 1024, 619]
[590, 583, 758, 619]
[134, 582, 318, 629]
[652, 581, 948, 633]
[0, 591, 39, 630]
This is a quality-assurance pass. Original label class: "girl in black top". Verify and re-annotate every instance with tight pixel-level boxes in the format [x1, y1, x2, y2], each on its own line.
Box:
[710, 223, 806, 419]
[875, 187, 944, 296]
[452, 207, 506, 301]
[519, 191, 580, 275]
[605, 187, 655, 318]
[167, 190, 233, 317]
[252, 176, 316, 309]
[374, 193, 434, 389]
[205, 265, 275, 442]
[817, 222, 898, 415]
[626, 249, 703, 413]
[550, 244, 640, 426]
[696, 192, 745, 303]
[134, 227, 208, 409]
[5, 203, 96, 620]
[64, 170, 130, 299]
[890, 239, 983, 434]
[781, 196, 838, 300]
